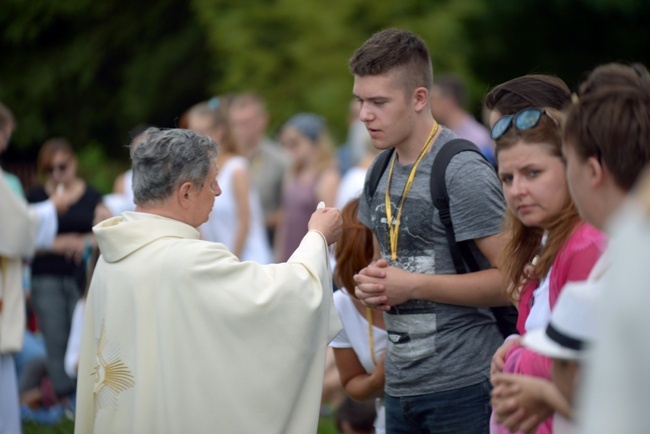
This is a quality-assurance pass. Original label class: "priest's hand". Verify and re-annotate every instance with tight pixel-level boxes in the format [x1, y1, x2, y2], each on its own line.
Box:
[308, 207, 341, 245]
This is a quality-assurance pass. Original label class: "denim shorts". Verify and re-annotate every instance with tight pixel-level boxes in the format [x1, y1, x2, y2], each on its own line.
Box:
[385, 379, 491, 434]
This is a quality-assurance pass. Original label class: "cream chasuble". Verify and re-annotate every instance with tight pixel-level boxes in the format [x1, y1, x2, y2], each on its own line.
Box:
[75, 212, 342, 434]
[0, 172, 38, 353]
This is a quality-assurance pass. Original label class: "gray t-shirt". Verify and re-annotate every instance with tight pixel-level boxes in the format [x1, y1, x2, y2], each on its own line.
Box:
[358, 128, 505, 396]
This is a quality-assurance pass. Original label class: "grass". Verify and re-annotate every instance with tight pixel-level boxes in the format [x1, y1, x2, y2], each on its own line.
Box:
[23, 419, 74, 434]
[22, 415, 338, 433]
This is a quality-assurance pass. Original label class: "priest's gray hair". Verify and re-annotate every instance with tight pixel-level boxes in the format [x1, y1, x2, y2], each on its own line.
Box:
[130, 127, 218, 205]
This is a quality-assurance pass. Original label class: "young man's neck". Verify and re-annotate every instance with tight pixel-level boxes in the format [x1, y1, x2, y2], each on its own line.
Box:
[395, 117, 441, 165]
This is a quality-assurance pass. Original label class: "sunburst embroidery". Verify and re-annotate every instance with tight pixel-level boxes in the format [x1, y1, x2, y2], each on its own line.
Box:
[91, 320, 135, 414]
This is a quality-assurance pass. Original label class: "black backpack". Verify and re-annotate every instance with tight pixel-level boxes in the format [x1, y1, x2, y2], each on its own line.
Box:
[367, 138, 518, 339]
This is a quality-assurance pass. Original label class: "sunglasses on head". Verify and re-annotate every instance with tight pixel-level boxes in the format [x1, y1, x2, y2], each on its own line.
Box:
[490, 108, 558, 140]
[46, 162, 69, 174]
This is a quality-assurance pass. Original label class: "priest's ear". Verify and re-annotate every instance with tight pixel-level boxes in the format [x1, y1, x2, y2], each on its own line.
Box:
[177, 181, 195, 210]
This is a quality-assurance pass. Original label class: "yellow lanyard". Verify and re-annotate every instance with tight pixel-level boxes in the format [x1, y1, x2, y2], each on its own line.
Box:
[366, 307, 377, 366]
[385, 122, 439, 261]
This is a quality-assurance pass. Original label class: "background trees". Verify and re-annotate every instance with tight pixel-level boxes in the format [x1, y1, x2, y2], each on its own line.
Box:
[1, 0, 649, 191]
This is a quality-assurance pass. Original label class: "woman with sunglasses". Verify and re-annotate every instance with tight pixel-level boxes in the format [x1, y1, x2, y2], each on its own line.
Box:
[26, 137, 105, 406]
[487, 106, 605, 434]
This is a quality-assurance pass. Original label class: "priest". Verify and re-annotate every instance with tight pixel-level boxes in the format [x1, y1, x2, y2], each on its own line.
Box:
[75, 127, 342, 434]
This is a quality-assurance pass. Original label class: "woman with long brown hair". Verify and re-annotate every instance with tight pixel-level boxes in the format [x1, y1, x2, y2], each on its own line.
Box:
[330, 198, 387, 434]
[486, 97, 604, 433]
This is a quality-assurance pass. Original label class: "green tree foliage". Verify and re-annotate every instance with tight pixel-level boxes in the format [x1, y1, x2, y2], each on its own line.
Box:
[469, 0, 650, 93]
[191, 0, 486, 139]
[0, 0, 214, 164]
[3, 0, 650, 189]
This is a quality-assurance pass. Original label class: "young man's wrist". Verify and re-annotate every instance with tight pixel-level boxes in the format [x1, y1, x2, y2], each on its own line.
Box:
[409, 272, 428, 300]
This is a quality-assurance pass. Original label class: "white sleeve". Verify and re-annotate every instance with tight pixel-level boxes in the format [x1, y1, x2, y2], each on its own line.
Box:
[64, 299, 86, 379]
[29, 200, 58, 250]
[0, 173, 37, 258]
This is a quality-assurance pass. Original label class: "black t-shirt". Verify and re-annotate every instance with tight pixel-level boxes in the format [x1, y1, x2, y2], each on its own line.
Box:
[27, 184, 102, 280]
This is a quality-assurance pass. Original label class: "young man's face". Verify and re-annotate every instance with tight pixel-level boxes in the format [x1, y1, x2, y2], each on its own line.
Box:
[353, 70, 416, 152]
[229, 104, 267, 152]
[563, 139, 601, 229]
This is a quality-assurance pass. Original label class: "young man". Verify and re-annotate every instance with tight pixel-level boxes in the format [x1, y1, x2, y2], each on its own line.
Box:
[74, 128, 342, 434]
[228, 93, 289, 244]
[350, 29, 509, 433]
[558, 62, 650, 434]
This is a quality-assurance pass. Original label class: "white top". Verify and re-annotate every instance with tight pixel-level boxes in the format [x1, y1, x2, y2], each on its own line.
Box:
[335, 166, 367, 211]
[103, 170, 136, 216]
[578, 202, 646, 434]
[554, 413, 577, 434]
[330, 289, 387, 434]
[64, 298, 85, 379]
[200, 156, 272, 264]
[525, 266, 553, 332]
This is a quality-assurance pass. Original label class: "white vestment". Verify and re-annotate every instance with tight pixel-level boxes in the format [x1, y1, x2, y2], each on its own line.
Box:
[1, 170, 57, 434]
[0, 170, 45, 353]
[75, 211, 342, 434]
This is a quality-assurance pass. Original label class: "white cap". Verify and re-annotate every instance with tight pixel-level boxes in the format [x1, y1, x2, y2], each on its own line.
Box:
[522, 281, 599, 360]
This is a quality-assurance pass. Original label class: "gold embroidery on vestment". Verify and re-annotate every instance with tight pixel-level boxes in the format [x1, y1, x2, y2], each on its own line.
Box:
[91, 320, 135, 413]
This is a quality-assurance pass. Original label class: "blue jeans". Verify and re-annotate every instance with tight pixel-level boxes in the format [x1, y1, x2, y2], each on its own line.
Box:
[385, 380, 491, 434]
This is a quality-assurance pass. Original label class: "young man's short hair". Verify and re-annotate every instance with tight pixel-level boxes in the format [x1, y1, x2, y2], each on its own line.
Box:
[349, 28, 433, 95]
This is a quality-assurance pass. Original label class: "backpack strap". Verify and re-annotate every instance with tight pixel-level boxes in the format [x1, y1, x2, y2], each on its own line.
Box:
[432, 139, 519, 338]
[367, 147, 395, 200]
[431, 138, 486, 274]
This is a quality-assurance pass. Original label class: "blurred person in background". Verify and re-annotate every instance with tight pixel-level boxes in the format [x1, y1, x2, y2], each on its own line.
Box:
[338, 98, 370, 175]
[26, 138, 105, 407]
[335, 125, 376, 210]
[229, 92, 289, 245]
[1, 101, 69, 433]
[430, 73, 496, 165]
[188, 97, 272, 263]
[335, 397, 378, 434]
[102, 124, 151, 217]
[275, 112, 339, 262]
